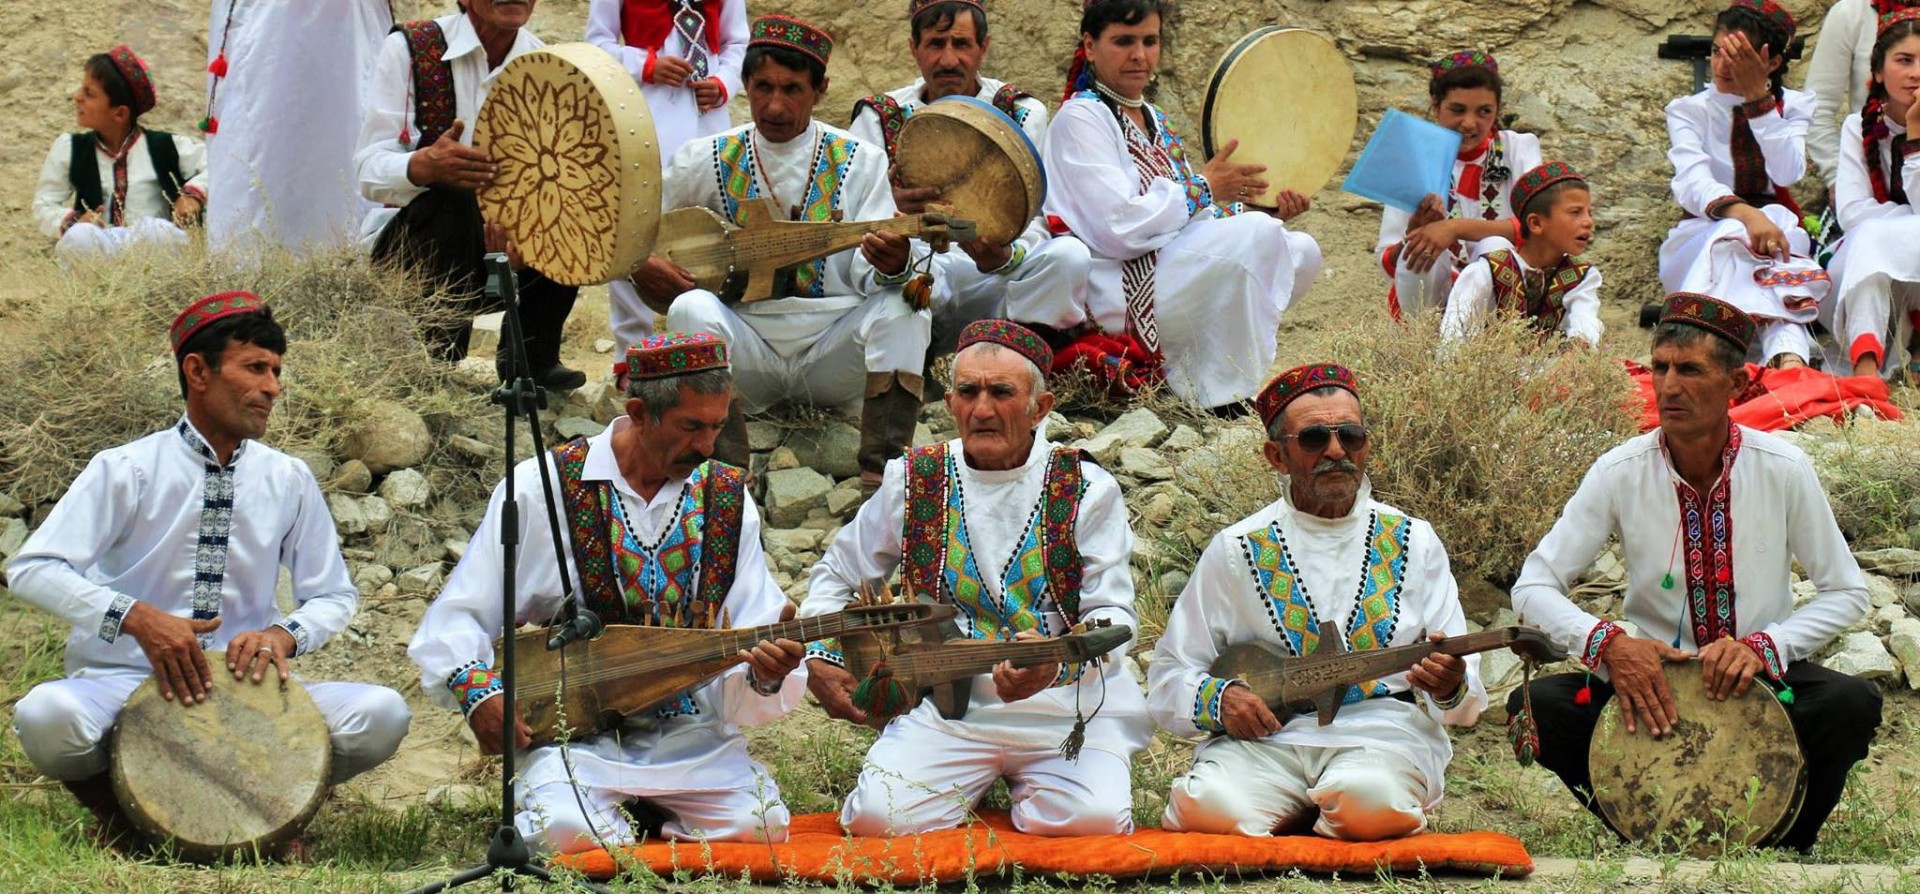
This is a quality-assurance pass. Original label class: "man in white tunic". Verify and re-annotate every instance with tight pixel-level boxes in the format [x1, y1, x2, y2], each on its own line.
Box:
[801, 320, 1151, 837]
[1508, 293, 1880, 853]
[410, 333, 806, 853]
[7, 292, 411, 848]
[642, 14, 928, 492]
[587, 0, 750, 360]
[847, 0, 1090, 357]
[1149, 363, 1484, 841]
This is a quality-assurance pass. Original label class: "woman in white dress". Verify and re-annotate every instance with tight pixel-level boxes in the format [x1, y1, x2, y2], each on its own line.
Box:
[1828, 10, 1920, 378]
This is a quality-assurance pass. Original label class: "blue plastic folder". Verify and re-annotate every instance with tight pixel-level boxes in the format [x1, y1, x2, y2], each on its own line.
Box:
[1341, 109, 1461, 214]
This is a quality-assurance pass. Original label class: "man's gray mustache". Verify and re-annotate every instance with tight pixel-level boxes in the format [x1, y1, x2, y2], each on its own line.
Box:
[1313, 459, 1359, 475]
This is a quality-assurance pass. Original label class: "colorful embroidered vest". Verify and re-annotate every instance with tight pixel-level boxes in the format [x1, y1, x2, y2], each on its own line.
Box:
[395, 20, 457, 148]
[709, 128, 856, 298]
[67, 129, 186, 220]
[1481, 249, 1588, 335]
[853, 83, 1034, 160]
[1239, 510, 1413, 705]
[553, 438, 747, 628]
[899, 442, 1087, 636]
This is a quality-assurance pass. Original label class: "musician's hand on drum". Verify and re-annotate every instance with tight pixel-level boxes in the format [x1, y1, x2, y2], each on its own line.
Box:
[1271, 189, 1311, 222]
[634, 255, 697, 306]
[693, 78, 726, 112]
[467, 695, 532, 756]
[741, 638, 805, 689]
[1407, 632, 1466, 701]
[651, 55, 696, 87]
[1405, 194, 1446, 232]
[960, 238, 1014, 273]
[1601, 635, 1691, 737]
[1201, 139, 1269, 207]
[122, 602, 221, 706]
[1400, 220, 1459, 274]
[862, 230, 912, 277]
[890, 183, 942, 215]
[227, 626, 297, 684]
[406, 119, 495, 190]
[1220, 682, 1282, 740]
[805, 658, 873, 724]
[992, 632, 1056, 703]
[1698, 636, 1765, 701]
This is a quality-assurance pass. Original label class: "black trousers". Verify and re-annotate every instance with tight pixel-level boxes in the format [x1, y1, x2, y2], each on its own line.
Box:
[1509, 662, 1881, 850]
[370, 185, 578, 367]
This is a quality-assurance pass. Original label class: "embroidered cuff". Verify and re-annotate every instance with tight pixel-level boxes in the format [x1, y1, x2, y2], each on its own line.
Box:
[274, 619, 312, 657]
[447, 660, 503, 717]
[873, 265, 914, 287]
[805, 637, 845, 668]
[98, 594, 136, 644]
[712, 78, 729, 104]
[1740, 631, 1786, 681]
[1898, 137, 1920, 163]
[1429, 681, 1469, 711]
[1051, 659, 1088, 689]
[1734, 96, 1776, 120]
[746, 668, 785, 696]
[989, 242, 1028, 277]
[1192, 676, 1235, 734]
[1704, 195, 1745, 220]
[1580, 620, 1625, 670]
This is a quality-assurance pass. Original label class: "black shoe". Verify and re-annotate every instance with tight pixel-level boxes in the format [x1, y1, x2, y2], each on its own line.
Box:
[534, 363, 587, 392]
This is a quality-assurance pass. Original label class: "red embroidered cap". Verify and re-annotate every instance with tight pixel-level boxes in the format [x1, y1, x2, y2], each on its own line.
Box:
[170, 291, 267, 354]
[1729, 0, 1797, 43]
[1510, 160, 1586, 218]
[105, 45, 156, 117]
[1660, 291, 1757, 353]
[626, 332, 731, 382]
[750, 15, 834, 68]
[1255, 363, 1359, 429]
[957, 319, 1053, 373]
[1880, 7, 1920, 33]
[1430, 49, 1498, 80]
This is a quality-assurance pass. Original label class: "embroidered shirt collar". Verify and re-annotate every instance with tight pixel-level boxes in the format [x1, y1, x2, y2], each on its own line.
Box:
[175, 414, 247, 468]
[584, 415, 692, 504]
[439, 11, 542, 80]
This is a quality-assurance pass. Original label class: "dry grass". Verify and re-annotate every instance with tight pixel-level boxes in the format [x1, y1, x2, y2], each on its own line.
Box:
[1793, 417, 1920, 550]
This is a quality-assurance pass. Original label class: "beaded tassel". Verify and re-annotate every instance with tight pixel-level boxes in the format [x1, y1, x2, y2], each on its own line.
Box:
[851, 663, 913, 719]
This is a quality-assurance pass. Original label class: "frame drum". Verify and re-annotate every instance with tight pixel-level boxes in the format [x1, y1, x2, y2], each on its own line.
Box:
[477, 43, 662, 286]
[109, 652, 332, 861]
[1202, 27, 1357, 206]
[1587, 661, 1806, 856]
[893, 96, 1045, 246]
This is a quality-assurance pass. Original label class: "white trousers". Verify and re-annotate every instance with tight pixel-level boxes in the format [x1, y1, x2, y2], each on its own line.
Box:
[514, 740, 790, 854]
[56, 219, 189, 262]
[1163, 739, 1428, 842]
[12, 669, 410, 784]
[840, 712, 1136, 838]
[666, 289, 932, 415]
[1827, 215, 1920, 374]
[934, 236, 1093, 352]
[607, 277, 657, 365]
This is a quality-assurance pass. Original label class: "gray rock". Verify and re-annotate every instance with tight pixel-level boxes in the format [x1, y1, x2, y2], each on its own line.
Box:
[747, 421, 784, 452]
[445, 538, 469, 563]
[0, 492, 22, 518]
[554, 416, 602, 440]
[1140, 492, 1178, 526]
[396, 563, 445, 595]
[1587, 548, 1627, 587]
[1889, 619, 1920, 690]
[359, 495, 394, 530]
[469, 312, 502, 356]
[593, 338, 615, 354]
[289, 448, 336, 483]
[1820, 631, 1899, 682]
[1118, 446, 1174, 481]
[0, 517, 28, 561]
[1866, 574, 1903, 609]
[449, 435, 504, 462]
[327, 493, 369, 536]
[785, 422, 862, 480]
[1079, 409, 1168, 463]
[768, 446, 802, 472]
[1160, 569, 1190, 597]
[1855, 548, 1920, 578]
[340, 400, 433, 474]
[453, 357, 500, 389]
[330, 459, 374, 495]
[1162, 425, 1205, 452]
[765, 467, 833, 527]
[1792, 579, 1819, 609]
[375, 516, 450, 568]
[827, 487, 865, 519]
[765, 528, 825, 552]
[1480, 647, 1524, 697]
[352, 563, 395, 595]
[912, 422, 937, 448]
[378, 469, 433, 510]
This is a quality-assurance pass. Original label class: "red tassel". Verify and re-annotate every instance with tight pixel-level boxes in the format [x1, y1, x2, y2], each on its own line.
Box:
[399, 125, 412, 147]
[1574, 686, 1592, 706]
[208, 53, 228, 78]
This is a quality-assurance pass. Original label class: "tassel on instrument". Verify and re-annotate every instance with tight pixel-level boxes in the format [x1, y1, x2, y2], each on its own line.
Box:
[903, 274, 933, 311]
[851, 662, 912, 719]
[1776, 685, 1795, 705]
[1507, 660, 1541, 767]
[1060, 716, 1087, 762]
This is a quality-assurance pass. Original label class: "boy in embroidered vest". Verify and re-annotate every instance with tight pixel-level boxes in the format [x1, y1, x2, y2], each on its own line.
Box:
[1508, 293, 1880, 853]
[848, 0, 1092, 358]
[642, 15, 930, 495]
[410, 333, 806, 853]
[1441, 162, 1603, 345]
[1148, 364, 1486, 841]
[353, 0, 587, 390]
[800, 320, 1152, 837]
[587, 0, 749, 361]
[8, 292, 411, 849]
[34, 45, 207, 262]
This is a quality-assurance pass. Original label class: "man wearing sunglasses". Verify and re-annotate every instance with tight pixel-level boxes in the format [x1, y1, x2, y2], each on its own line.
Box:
[1147, 363, 1486, 841]
[1508, 293, 1878, 853]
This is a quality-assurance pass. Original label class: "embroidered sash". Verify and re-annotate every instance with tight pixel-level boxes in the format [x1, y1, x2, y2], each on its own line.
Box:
[1482, 249, 1588, 334]
[1676, 424, 1743, 645]
[1238, 510, 1412, 705]
[710, 129, 855, 297]
[395, 20, 456, 148]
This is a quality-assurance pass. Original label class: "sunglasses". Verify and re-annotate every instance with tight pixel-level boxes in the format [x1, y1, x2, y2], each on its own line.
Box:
[1284, 423, 1369, 454]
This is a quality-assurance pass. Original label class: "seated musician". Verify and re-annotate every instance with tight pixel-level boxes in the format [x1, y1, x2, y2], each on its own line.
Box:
[641, 15, 928, 494]
[801, 320, 1152, 837]
[848, 0, 1091, 357]
[1040, 0, 1321, 413]
[409, 333, 806, 853]
[1148, 364, 1486, 841]
[6, 293, 411, 848]
[1440, 162, 1604, 346]
[353, 0, 586, 389]
[1375, 50, 1539, 320]
[33, 45, 205, 261]
[1508, 293, 1881, 852]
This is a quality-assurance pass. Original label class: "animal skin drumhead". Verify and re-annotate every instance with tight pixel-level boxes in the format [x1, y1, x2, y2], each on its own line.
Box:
[894, 96, 1045, 246]
[1202, 27, 1357, 205]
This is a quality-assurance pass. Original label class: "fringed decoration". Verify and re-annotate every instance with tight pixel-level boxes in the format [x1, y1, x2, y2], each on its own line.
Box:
[197, 116, 219, 134]
[1506, 659, 1541, 767]
[851, 662, 913, 719]
[208, 53, 228, 78]
[1776, 686, 1795, 705]
[903, 274, 933, 311]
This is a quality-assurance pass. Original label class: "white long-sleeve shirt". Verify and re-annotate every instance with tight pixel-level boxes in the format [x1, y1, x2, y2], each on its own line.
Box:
[1806, 0, 1879, 187]
[33, 129, 208, 239]
[1666, 87, 1814, 218]
[1440, 250, 1604, 346]
[6, 418, 356, 675]
[1834, 111, 1920, 231]
[1511, 426, 1867, 675]
[1041, 97, 1207, 262]
[1147, 483, 1485, 805]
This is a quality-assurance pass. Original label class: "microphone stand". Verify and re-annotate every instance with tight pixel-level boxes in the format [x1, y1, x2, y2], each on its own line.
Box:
[405, 255, 610, 894]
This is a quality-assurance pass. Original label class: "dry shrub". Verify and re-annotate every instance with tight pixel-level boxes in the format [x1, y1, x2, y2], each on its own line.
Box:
[0, 243, 491, 507]
[1796, 417, 1920, 549]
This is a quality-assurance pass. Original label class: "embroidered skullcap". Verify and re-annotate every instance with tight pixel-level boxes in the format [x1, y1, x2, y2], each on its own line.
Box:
[1660, 292, 1757, 354]
[625, 332, 731, 382]
[750, 15, 835, 67]
[1881, 6, 1920, 32]
[1255, 363, 1359, 430]
[170, 291, 266, 354]
[1728, 0, 1797, 42]
[911, 0, 984, 17]
[1510, 161, 1587, 218]
[956, 319, 1053, 373]
[104, 45, 156, 117]
[1430, 49, 1498, 80]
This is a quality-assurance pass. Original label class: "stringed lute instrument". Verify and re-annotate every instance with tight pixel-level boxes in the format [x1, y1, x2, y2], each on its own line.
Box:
[841, 619, 1133, 725]
[1209, 624, 1566, 726]
[508, 602, 951, 746]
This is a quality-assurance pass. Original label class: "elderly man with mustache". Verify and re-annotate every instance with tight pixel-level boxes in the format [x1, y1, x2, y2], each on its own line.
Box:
[1146, 363, 1486, 841]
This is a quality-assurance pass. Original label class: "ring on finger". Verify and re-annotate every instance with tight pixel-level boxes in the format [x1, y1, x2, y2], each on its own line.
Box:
[257, 646, 275, 656]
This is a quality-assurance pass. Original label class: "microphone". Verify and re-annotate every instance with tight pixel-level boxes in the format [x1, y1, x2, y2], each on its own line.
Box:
[546, 606, 604, 651]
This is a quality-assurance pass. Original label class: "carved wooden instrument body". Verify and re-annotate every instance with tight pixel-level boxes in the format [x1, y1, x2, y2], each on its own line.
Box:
[1209, 624, 1566, 726]
[644, 198, 977, 312]
[509, 602, 952, 746]
[842, 619, 1132, 723]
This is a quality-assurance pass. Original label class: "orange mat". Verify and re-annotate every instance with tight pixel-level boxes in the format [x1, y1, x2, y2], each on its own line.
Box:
[553, 811, 1534, 883]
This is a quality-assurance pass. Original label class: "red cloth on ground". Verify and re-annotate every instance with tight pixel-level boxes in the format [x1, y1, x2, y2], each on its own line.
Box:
[1624, 361, 1902, 431]
[1052, 331, 1164, 397]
